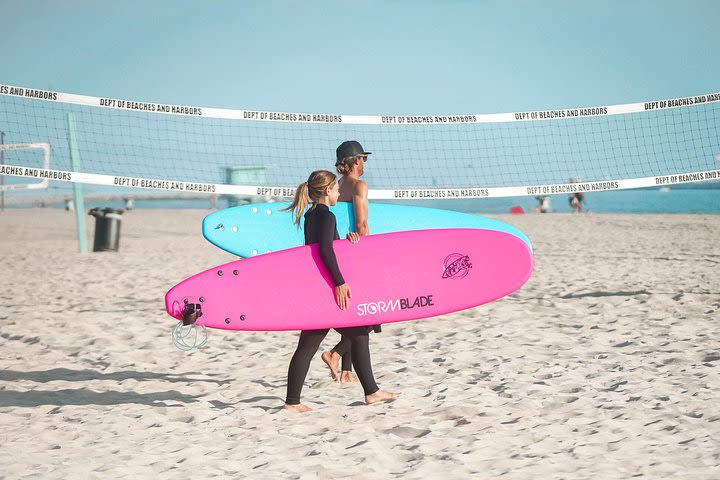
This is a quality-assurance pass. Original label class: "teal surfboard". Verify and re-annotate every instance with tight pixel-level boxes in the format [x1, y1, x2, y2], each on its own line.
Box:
[203, 202, 532, 257]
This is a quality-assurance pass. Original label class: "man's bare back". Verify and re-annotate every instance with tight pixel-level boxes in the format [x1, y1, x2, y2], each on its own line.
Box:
[338, 176, 365, 202]
[338, 176, 369, 236]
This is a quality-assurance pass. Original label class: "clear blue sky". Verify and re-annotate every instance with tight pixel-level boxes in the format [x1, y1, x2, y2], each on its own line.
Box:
[2, 0, 718, 115]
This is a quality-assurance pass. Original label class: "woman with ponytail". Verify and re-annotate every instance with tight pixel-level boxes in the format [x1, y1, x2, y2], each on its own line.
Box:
[282, 170, 399, 412]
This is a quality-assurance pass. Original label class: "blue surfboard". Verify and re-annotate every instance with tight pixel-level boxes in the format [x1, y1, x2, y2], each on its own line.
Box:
[203, 202, 532, 257]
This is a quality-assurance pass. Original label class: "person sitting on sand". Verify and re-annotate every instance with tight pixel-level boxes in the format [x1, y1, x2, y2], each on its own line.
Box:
[283, 170, 399, 412]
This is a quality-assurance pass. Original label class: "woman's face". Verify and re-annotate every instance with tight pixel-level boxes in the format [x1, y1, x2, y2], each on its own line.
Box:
[327, 181, 340, 206]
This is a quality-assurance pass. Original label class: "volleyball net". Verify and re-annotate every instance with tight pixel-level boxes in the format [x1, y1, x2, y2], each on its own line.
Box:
[1, 83, 719, 200]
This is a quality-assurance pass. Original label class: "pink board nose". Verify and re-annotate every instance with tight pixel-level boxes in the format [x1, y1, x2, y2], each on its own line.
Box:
[166, 228, 533, 331]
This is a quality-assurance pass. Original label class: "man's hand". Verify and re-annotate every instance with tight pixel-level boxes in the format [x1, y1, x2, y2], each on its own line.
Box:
[346, 232, 360, 244]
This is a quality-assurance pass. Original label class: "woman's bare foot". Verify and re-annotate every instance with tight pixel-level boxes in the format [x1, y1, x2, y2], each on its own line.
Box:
[321, 351, 341, 380]
[284, 403, 312, 412]
[339, 370, 358, 383]
[365, 390, 400, 405]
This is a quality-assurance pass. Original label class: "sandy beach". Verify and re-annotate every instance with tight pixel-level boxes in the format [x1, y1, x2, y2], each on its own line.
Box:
[0, 208, 718, 479]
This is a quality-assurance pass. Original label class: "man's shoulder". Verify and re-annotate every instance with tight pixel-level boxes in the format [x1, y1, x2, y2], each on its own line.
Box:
[350, 179, 368, 194]
[338, 176, 368, 202]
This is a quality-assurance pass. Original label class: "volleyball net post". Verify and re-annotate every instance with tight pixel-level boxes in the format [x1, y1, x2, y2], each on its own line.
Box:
[67, 113, 87, 254]
[1, 130, 4, 212]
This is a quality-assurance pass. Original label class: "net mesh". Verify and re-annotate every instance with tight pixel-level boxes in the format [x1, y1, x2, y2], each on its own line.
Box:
[1, 85, 719, 198]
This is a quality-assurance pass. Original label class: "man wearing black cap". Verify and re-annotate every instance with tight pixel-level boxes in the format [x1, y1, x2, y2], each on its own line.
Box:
[321, 140, 375, 383]
[335, 140, 371, 235]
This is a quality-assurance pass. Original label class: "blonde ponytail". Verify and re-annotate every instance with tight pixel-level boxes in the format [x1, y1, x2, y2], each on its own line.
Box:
[286, 182, 310, 227]
[283, 170, 337, 227]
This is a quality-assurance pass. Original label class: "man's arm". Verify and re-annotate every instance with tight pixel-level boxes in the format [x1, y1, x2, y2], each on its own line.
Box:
[352, 181, 369, 236]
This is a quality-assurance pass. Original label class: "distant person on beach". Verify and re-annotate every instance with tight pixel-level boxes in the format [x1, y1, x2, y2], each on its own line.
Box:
[282, 170, 399, 412]
[534, 195, 551, 213]
[321, 140, 377, 384]
[569, 192, 584, 213]
[568, 178, 584, 213]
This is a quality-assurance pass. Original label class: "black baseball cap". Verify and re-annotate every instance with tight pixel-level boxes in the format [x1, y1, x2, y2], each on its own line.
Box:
[335, 140, 371, 165]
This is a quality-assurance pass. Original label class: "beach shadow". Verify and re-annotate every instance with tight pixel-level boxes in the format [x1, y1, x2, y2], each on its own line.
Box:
[0, 368, 231, 385]
[561, 289, 651, 299]
[0, 388, 202, 408]
[251, 378, 284, 389]
[208, 395, 283, 411]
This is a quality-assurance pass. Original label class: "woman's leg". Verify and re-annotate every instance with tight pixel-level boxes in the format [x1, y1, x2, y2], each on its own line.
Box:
[348, 332, 379, 396]
[337, 326, 400, 404]
[285, 329, 329, 405]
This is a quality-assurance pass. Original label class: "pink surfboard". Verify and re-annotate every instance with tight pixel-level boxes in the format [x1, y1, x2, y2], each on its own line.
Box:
[165, 228, 533, 331]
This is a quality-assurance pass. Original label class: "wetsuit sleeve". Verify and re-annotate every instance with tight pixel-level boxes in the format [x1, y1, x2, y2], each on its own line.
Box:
[317, 212, 345, 287]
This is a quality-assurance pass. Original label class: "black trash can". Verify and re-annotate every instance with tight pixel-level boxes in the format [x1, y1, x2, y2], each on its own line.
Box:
[88, 208, 124, 252]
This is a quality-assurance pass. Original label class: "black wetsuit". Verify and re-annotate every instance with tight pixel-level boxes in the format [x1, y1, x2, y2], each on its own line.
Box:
[303, 203, 345, 285]
[285, 204, 379, 405]
[304, 204, 353, 371]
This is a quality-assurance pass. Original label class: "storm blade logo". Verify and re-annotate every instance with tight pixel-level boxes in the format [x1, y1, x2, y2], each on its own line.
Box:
[357, 295, 434, 316]
[442, 253, 472, 279]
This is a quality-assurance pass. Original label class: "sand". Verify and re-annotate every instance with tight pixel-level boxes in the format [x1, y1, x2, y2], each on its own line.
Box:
[0, 208, 719, 479]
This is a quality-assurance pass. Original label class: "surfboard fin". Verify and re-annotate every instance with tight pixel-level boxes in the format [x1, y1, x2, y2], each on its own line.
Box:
[181, 303, 202, 325]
